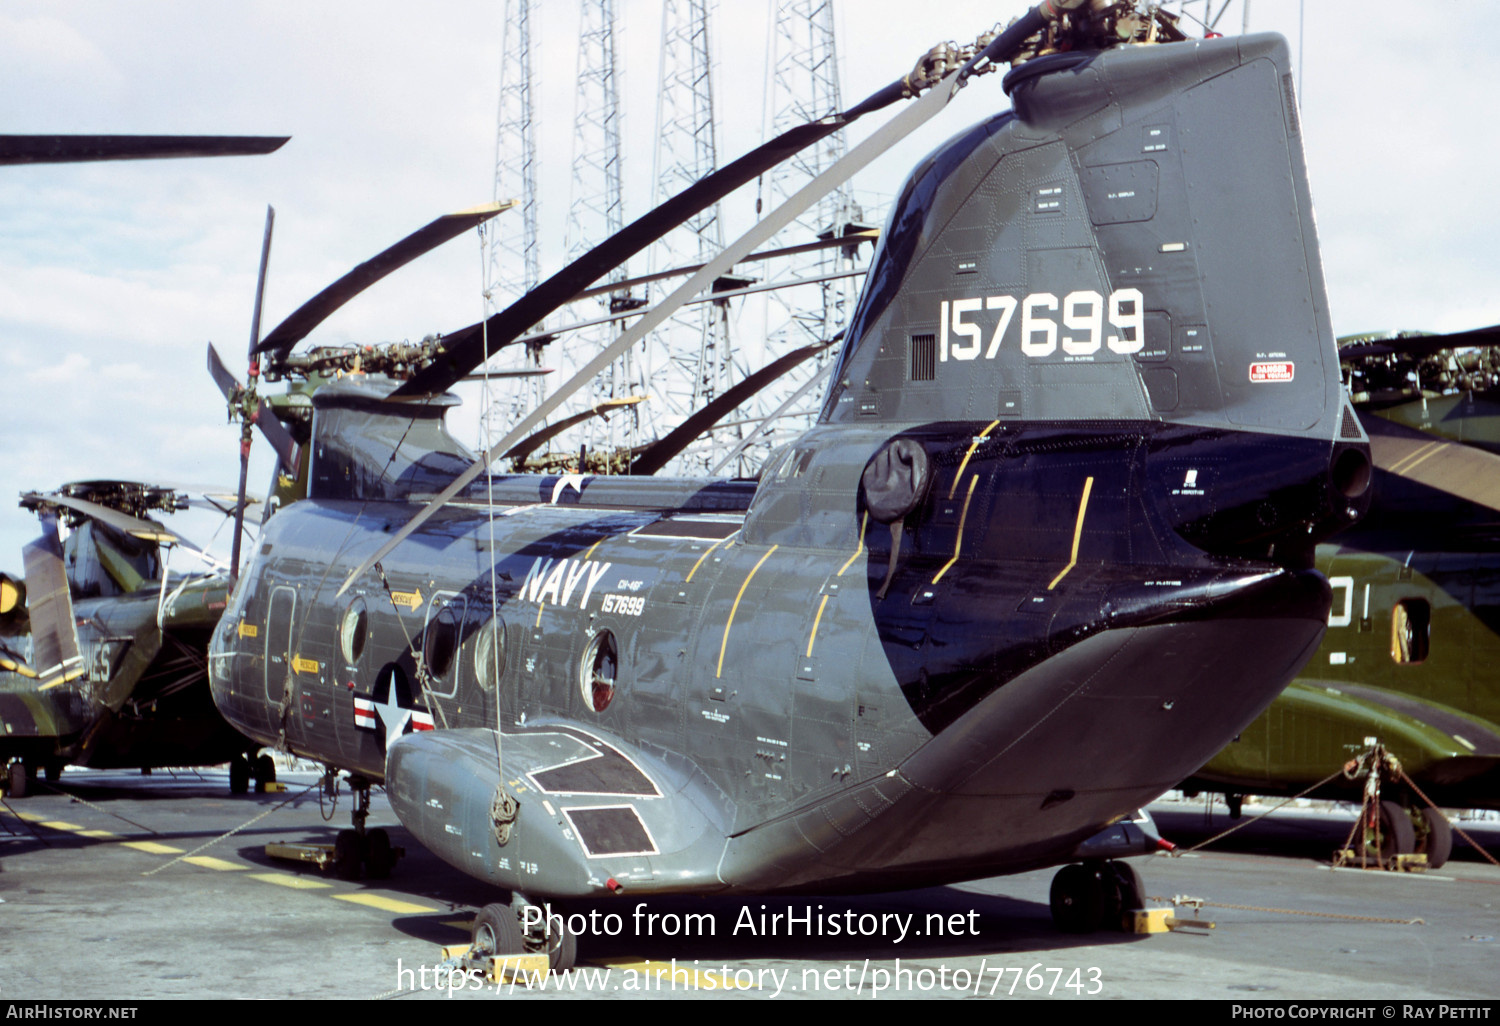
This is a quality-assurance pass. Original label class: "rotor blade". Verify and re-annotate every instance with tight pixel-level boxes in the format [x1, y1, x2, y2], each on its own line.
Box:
[1369, 419, 1500, 513]
[22, 492, 180, 544]
[254, 399, 301, 474]
[1339, 325, 1500, 361]
[503, 396, 648, 465]
[710, 359, 837, 475]
[339, 63, 966, 597]
[630, 342, 834, 476]
[255, 201, 514, 358]
[21, 513, 82, 684]
[206, 341, 242, 400]
[0, 134, 288, 166]
[234, 208, 275, 583]
[390, 80, 919, 399]
[460, 368, 555, 382]
[570, 229, 879, 304]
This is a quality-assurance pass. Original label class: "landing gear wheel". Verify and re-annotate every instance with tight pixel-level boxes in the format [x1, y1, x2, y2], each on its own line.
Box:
[254, 753, 276, 793]
[1050, 863, 1106, 933]
[1418, 807, 1453, 869]
[5, 761, 27, 799]
[473, 903, 525, 962]
[365, 828, 394, 880]
[1102, 861, 1145, 929]
[521, 902, 577, 973]
[229, 756, 250, 795]
[1377, 799, 1416, 860]
[43, 760, 62, 783]
[333, 829, 365, 880]
[1226, 793, 1243, 820]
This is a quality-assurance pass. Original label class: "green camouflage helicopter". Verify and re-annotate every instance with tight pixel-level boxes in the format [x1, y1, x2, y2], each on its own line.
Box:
[1185, 326, 1500, 868]
[0, 480, 274, 796]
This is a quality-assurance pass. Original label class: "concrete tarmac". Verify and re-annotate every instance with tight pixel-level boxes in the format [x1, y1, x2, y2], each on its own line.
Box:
[2, 769, 1497, 1001]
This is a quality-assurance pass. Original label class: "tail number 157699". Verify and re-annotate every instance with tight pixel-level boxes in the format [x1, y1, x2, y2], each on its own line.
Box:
[939, 289, 1145, 361]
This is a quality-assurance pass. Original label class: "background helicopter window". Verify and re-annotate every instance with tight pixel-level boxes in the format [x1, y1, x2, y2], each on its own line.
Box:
[1390, 598, 1431, 665]
[580, 630, 618, 713]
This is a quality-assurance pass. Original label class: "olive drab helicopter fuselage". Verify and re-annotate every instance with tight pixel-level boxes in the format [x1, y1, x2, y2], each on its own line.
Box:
[208, 24, 1370, 951]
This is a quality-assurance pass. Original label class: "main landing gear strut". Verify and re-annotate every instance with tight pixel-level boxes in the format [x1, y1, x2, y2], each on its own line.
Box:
[228, 750, 277, 795]
[470, 893, 578, 975]
[1049, 859, 1145, 933]
[328, 772, 400, 881]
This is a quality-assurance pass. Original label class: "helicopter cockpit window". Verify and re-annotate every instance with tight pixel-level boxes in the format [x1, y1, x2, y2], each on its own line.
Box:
[339, 597, 368, 665]
[580, 629, 618, 713]
[1390, 599, 1430, 665]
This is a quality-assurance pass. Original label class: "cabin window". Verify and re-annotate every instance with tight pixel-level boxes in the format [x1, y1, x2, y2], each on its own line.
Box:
[422, 595, 466, 692]
[473, 618, 506, 692]
[1390, 599, 1430, 665]
[339, 598, 368, 665]
[580, 629, 618, 713]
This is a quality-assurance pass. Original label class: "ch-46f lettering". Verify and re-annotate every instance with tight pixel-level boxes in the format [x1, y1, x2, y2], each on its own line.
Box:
[940, 289, 1145, 361]
[521, 557, 613, 609]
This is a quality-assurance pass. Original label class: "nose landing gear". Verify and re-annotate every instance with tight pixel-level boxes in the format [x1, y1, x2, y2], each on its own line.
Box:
[1049, 860, 1145, 933]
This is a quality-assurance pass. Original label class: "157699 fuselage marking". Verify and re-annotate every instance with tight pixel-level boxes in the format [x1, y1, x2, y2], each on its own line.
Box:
[940, 289, 1145, 361]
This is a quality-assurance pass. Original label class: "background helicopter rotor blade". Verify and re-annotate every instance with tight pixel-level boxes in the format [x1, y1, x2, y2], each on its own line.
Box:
[20, 512, 83, 684]
[0, 134, 287, 166]
[254, 201, 514, 359]
[629, 340, 835, 476]
[1339, 324, 1500, 360]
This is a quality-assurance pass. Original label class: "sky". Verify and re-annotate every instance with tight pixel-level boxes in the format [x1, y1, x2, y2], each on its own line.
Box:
[3, 0, 1498, 569]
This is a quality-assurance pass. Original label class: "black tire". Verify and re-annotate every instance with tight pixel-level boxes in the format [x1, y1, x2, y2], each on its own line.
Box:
[229, 756, 250, 796]
[473, 903, 525, 960]
[1419, 807, 1453, 869]
[6, 761, 27, 799]
[43, 761, 62, 783]
[254, 753, 276, 793]
[1376, 799, 1416, 861]
[522, 903, 577, 973]
[1104, 861, 1145, 927]
[1050, 863, 1105, 933]
[365, 828, 394, 880]
[333, 829, 364, 880]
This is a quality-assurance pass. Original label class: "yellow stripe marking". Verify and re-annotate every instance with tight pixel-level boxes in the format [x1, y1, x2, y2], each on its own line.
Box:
[685, 538, 726, 583]
[806, 594, 832, 658]
[13, 811, 47, 822]
[334, 893, 439, 914]
[594, 959, 757, 990]
[1390, 441, 1443, 477]
[582, 538, 605, 561]
[182, 855, 245, 871]
[716, 545, 778, 678]
[123, 840, 183, 855]
[535, 600, 545, 629]
[1047, 476, 1096, 591]
[79, 830, 118, 839]
[248, 873, 331, 890]
[40, 820, 83, 831]
[949, 419, 1000, 499]
[837, 512, 869, 578]
[932, 475, 978, 584]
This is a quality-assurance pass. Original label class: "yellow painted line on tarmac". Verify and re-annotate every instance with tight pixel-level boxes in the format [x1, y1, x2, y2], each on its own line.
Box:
[12, 811, 46, 822]
[122, 840, 183, 855]
[40, 820, 83, 831]
[78, 830, 118, 839]
[249, 872, 331, 890]
[182, 855, 245, 871]
[593, 959, 757, 990]
[443, 919, 475, 931]
[334, 893, 439, 914]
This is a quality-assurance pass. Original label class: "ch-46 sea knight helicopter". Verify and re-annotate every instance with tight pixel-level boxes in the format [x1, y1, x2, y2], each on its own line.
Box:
[1184, 325, 1500, 867]
[0, 481, 276, 797]
[206, 1, 1374, 961]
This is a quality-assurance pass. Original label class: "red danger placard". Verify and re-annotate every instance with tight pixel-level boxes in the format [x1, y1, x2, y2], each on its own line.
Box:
[1249, 361, 1294, 382]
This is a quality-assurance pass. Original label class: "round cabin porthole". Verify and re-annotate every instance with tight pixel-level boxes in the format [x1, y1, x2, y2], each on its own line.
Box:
[580, 630, 618, 713]
[473, 618, 506, 692]
[423, 602, 462, 682]
[339, 598, 368, 664]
